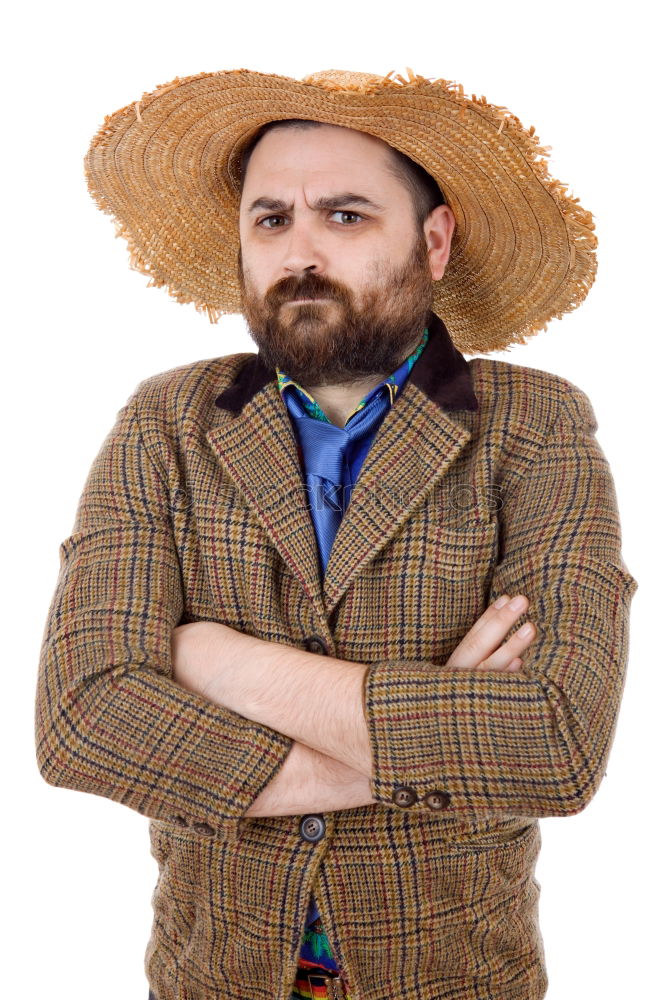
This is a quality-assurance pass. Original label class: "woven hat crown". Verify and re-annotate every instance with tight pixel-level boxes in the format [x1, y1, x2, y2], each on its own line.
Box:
[301, 69, 389, 90]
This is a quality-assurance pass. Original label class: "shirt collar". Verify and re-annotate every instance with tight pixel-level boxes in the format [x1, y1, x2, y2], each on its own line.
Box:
[275, 327, 430, 426]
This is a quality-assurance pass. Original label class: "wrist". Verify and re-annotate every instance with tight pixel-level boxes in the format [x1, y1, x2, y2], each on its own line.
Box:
[316, 751, 375, 810]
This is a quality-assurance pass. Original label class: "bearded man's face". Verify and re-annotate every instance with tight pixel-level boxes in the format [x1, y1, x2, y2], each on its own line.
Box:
[237, 123, 451, 387]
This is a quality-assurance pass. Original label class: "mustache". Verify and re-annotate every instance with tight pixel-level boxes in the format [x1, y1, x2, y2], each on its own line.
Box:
[264, 272, 351, 309]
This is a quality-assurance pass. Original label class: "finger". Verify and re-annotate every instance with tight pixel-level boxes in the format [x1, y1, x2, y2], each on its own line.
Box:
[447, 595, 531, 667]
[480, 621, 537, 671]
[448, 626, 535, 673]
[461, 594, 513, 640]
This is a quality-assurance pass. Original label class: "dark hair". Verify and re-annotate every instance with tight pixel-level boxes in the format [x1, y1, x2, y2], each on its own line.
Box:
[237, 119, 447, 229]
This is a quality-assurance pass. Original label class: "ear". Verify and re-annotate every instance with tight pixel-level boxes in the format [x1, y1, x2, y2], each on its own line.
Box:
[423, 204, 456, 280]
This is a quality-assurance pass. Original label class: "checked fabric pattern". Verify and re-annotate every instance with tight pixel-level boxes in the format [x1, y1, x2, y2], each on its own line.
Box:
[35, 312, 637, 999]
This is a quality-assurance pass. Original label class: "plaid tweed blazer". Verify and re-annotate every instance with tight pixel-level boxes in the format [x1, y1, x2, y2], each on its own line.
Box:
[35, 312, 638, 1000]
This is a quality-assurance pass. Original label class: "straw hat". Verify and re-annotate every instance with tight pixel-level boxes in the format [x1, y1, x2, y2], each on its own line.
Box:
[83, 66, 598, 355]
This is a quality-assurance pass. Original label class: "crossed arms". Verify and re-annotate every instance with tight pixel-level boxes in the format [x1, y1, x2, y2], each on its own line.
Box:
[35, 377, 638, 833]
[170, 593, 537, 817]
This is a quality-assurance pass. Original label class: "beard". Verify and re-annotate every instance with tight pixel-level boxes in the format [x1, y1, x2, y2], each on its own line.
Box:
[237, 232, 435, 388]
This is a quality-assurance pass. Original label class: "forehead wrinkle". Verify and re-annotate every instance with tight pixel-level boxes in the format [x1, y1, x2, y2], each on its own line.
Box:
[245, 191, 386, 215]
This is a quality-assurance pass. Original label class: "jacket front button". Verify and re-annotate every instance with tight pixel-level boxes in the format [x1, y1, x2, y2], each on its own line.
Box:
[299, 814, 326, 842]
[305, 635, 328, 655]
[425, 790, 451, 810]
[392, 786, 418, 807]
[192, 821, 215, 836]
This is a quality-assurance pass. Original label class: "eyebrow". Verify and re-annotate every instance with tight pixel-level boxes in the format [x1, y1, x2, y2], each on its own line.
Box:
[245, 192, 385, 215]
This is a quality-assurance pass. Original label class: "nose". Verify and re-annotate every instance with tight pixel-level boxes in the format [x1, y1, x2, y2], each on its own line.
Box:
[280, 217, 326, 277]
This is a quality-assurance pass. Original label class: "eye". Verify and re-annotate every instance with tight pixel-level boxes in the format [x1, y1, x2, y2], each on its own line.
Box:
[257, 215, 286, 229]
[256, 210, 365, 230]
[330, 210, 363, 225]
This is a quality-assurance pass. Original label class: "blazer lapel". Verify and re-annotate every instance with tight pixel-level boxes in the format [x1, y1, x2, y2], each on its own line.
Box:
[206, 379, 326, 615]
[206, 312, 478, 618]
[321, 387, 472, 614]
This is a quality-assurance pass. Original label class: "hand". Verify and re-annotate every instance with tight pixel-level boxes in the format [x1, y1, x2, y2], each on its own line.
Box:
[244, 740, 374, 817]
[445, 594, 537, 673]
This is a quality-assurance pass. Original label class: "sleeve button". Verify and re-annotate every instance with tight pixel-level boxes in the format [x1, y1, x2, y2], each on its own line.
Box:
[425, 790, 451, 810]
[392, 786, 418, 807]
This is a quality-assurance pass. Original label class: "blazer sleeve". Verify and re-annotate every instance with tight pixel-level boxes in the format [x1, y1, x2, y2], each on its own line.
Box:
[34, 385, 293, 839]
[362, 381, 639, 820]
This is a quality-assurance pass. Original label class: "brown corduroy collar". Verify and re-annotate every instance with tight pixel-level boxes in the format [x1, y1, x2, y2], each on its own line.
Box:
[214, 311, 478, 414]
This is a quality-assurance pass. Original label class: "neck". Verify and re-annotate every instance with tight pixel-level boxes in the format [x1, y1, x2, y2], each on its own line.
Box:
[299, 376, 386, 428]
[299, 330, 424, 427]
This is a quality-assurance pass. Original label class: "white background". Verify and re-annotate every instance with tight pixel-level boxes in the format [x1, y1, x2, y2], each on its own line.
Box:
[3, 1, 661, 997]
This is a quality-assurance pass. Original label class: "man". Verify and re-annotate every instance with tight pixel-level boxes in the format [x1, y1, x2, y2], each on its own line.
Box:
[35, 67, 638, 1000]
